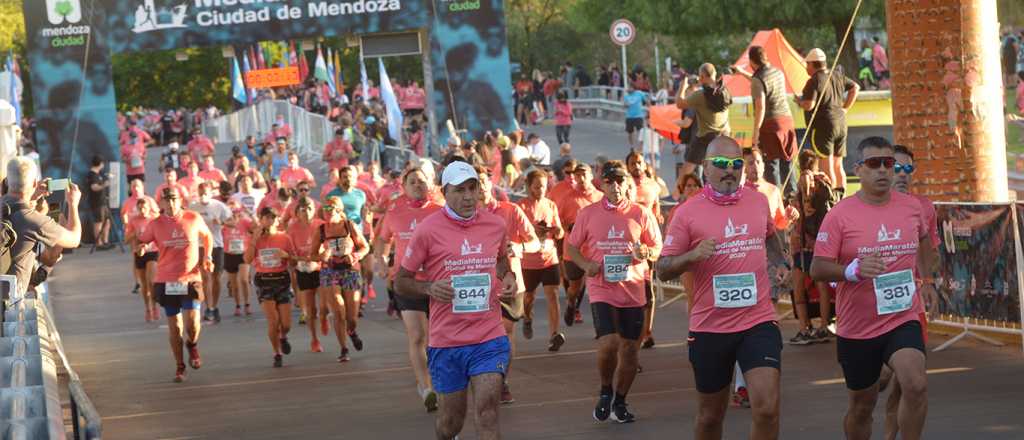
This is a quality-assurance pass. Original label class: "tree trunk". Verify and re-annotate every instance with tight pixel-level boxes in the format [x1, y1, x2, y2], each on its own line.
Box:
[832, 20, 859, 79]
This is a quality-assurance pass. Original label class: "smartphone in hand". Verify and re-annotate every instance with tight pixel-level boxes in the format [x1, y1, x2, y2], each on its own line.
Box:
[47, 178, 70, 192]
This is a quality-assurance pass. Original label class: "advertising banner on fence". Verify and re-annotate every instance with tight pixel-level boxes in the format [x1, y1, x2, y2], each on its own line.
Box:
[935, 203, 1020, 324]
[245, 66, 301, 89]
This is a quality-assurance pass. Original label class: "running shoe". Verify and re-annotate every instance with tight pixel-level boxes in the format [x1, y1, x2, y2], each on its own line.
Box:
[187, 343, 202, 369]
[500, 382, 515, 404]
[298, 312, 307, 325]
[174, 363, 186, 383]
[827, 321, 837, 335]
[574, 309, 583, 324]
[522, 320, 534, 340]
[310, 339, 323, 353]
[358, 304, 365, 318]
[350, 332, 364, 351]
[273, 354, 283, 368]
[548, 333, 566, 352]
[203, 309, 213, 322]
[144, 308, 152, 322]
[244, 304, 252, 316]
[338, 348, 350, 363]
[732, 386, 751, 408]
[811, 327, 834, 343]
[132, 283, 139, 294]
[610, 400, 636, 423]
[386, 298, 397, 318]
[641, 336, 655, 349]
[564, 304, 577, 327]
[280, 338, 292, 355]
[233, 305, 241, 317]
[320, 314, 329, 336]
[787, 329, 815, 346]
[213, 308, 221, 324]
[593, 392, 613, 422]
[423, 389, 438, 412]
[151, 307, 160, 320]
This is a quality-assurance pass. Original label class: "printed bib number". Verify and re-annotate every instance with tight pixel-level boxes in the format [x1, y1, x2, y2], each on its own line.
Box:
[165, 282, 188, 296]
[874, 270, 916, 315]
[712, 273, 757, 308]
[451, 273, 491, 314]
[603, 255, 631, 282]
[328, 238, 352, 257]
[259, 248, 281, 268]
[227, 239, 245, 254]
[130, 155, 143, 169]
[296, 261, 316, 273]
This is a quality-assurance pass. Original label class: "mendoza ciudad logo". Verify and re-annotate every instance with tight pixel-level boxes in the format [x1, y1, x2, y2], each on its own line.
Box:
[42, 0, 91, 48]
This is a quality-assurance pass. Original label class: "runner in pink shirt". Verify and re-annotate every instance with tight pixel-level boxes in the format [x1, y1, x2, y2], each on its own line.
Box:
[656, 136, 781, 439]
[178, 161, 206, 200]
[245, 207, 297, 368]
[121, 179, 155, 225]
[154, 166, 191, 206]
[287, 197, 328, 353]
[517, 169, 567, 352]
[198, 155, 227, 183]
[567, 160, 661, 424]
[372, 168, 443, 412]
[121, 134, 148, 183]
[279, 151, 315, 190]
[557, 163, 603, 326]
[875, 142, 940, 440]
[477, 164, 542, 404]
[395, 161, 516, 440]
[322, 129, 354, 171]
[222, 200, 254, 316]
[137, 187, 214, 383]
[125, 197, 160, 322]
[626, 151, 663, 350]
[809, 137, 934, 440]
[187, 129, 216, 164]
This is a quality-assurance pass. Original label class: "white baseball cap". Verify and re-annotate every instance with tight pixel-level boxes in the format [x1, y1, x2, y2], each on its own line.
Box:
[805, 48, 827, 63]
[441, 161, 479, 188]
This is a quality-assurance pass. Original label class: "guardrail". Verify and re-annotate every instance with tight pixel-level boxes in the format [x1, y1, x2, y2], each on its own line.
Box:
[1, 277, 101, 440]
[562, 86, 627, 121]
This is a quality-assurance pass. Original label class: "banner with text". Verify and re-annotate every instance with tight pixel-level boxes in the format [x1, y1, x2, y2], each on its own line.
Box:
[935, 203, 1021, 324]
[245, 66, 301, 88]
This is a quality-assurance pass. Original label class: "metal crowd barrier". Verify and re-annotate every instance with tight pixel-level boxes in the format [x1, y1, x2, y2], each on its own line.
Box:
[201, 99, 335, 165]
[0, 277, 101, 439]
[562, 86, 627, 121]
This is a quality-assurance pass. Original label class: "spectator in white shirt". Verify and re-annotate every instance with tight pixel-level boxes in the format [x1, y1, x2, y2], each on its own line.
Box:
[526, 133, 551, 166]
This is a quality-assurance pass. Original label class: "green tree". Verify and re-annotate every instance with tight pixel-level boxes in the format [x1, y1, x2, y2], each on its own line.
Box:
[0, 0, 31, 115]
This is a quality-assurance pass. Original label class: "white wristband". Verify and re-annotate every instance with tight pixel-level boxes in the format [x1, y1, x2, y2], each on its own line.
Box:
[844, 258, 861, 282]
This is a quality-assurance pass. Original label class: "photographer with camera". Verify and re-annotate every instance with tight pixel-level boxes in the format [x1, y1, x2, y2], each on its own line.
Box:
[2, 156, 83, 296]
[86, 156, 114, 251]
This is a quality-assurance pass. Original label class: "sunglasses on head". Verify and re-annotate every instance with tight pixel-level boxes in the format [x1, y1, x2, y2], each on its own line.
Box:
[858, 156, 896, 169]
[894, 163, 915, 174]
[707, 156, 744, 170]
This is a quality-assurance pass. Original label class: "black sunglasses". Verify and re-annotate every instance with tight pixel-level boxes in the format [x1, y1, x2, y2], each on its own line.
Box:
[858, 156, 896, 169]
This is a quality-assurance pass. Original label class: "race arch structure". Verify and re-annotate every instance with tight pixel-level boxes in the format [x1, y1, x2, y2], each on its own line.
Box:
[23, 0, 515, 184]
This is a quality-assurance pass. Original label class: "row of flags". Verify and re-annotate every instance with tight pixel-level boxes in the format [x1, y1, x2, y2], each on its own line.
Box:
[228, 41, 402, 143]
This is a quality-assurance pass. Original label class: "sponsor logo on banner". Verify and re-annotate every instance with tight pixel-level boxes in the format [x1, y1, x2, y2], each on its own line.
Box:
[41, 0, 90, 48]
[132, 0, 189, 33]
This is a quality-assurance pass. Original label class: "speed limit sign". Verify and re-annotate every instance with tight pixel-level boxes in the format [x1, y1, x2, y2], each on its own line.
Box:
[610, 19, 636, 46]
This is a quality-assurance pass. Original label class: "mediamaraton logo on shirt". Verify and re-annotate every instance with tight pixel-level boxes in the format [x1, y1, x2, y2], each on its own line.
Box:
[724, 218, 748, 239]
[876, 224, 901, 242]
[607, 225, 625, 240]
[409, 219, 417, 231]
[460, 239, 483, 256]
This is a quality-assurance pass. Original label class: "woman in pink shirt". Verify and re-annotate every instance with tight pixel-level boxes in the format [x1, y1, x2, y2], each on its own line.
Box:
[198, 155, 227, 183]
[121, 137, 147, 183]
[222, 201, 254, 316]
[516, 170, 566, 351]
[312, 196, 370, 362]
[554, 90, 574, 144]
[287, 197, 328, 353]
[125, 198, 160, 322]
[245, 207, 297, 368]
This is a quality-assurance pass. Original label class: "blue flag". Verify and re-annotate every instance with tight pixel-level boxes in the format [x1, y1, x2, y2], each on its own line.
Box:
[378, 58, 403, 143]
[326, 48, 337, 97]
[6, 52, 20, 121]
[231, 56, 247, 105]
[240, 54, 254, 104]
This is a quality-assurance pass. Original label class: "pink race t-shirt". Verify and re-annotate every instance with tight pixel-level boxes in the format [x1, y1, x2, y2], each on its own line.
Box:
[401, 209, 509, 348]
[323, 139, 353, 170]
[287, 219, 324, 269]
[251, 233, 296, 273]
[485, 200, 536, 293]
[279, 166, 315, 189]
[199, 168, 227, 183]
[910, 193, 938, 249]
[126, 215, 158, 254]
[567, 199, 662, 308]
[121, 143, 147, 176]
[813, 192, 928, 339]
[137, 211, 213, 283]
[378, 200, 442, 279]
[222, 217, 253, 255]
[516, 197, 562, 270]
[661, 188, 778, 333]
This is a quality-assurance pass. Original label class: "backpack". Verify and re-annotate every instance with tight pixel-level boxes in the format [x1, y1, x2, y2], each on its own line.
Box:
[1, 202, 18, 276]
[702, 82, 732, 113]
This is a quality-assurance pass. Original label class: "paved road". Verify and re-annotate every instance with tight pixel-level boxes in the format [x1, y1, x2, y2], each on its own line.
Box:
[51, 120, 1024, 439]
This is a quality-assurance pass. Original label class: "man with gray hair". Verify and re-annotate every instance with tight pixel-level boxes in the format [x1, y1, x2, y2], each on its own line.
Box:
[2, 156, 83, 295]
[676, 63, 732, 179]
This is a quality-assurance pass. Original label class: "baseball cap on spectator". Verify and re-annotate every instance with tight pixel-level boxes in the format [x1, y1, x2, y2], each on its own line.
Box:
[805, 48, 827, 63]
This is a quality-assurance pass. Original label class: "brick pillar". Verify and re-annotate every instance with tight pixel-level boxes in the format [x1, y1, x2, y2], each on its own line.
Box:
[887, 0, 1008, 202]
